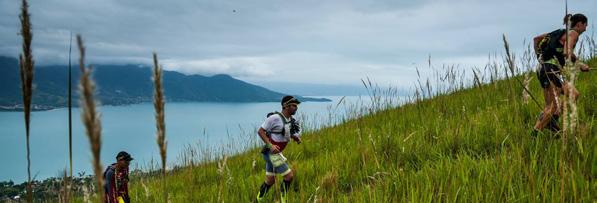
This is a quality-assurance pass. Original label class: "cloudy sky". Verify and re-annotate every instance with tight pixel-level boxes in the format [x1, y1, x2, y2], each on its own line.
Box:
[0, 0, 595, 87]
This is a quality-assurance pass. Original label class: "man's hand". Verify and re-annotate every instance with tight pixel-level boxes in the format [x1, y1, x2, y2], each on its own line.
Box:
[579, 63, 590, 72]
[270, 144, 281, 153]
[291, 135, 302, 144]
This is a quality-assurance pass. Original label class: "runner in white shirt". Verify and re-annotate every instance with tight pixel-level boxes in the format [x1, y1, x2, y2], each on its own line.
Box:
[256, 96, 302, 202]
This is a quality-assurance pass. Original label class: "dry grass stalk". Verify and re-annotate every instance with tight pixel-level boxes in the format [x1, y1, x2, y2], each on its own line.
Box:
[522, 73, 531, 104]
[563, 63, 579, 135]
[152, 52, 168, 202]
[561, 17, 580, 137]
[502, 35, 541, 109]
[18, 0, 34, 201]
[472, 68, 482, 89]
[217, 155, 229, 202]
[560, 64, 578, 153]
[560, 8, 571, 202]
[59, 170, 70, 203]
[321, 171, 338, 190]
[521, 41, 535, 104]
[68, 32, 74, 180]
[77, 35, 104, 202]
[561, 13, 570, 138]
[82, 181, 91, 203]
[589, 29, 596, 58]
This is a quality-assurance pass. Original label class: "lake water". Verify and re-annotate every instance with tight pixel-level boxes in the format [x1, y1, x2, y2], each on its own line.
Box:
[0, 96, 373, 183]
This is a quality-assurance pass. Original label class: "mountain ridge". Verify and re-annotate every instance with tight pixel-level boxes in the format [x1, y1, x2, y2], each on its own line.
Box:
[0, 56, 330, 111]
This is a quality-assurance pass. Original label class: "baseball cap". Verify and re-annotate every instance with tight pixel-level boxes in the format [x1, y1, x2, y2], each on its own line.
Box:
[281, 95, 301, 106]
[116, 151, 134, 161]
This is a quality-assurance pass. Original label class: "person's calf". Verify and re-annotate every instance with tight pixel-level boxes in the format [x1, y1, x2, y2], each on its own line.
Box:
[534, 111, 553, 130]
[281, 179, 292, 194]
[258, 182, 273, 198]
[548, 115, 561, 132]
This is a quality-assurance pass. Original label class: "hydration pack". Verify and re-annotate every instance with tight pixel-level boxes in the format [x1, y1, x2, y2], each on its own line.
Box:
[266, 112, 300, 136]
[537, 29, 566, 66]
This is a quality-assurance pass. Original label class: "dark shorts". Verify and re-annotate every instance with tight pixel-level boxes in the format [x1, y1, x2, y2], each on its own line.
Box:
[537, 63, 563, 89]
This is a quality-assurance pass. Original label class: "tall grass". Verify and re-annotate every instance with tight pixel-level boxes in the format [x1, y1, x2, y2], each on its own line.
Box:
[60, 31, 75, 203]
[58, 170, 70, 203]
[18, 0, 34, 201]
[152, 53, 168, 202]
[77, 35, 104, 202]
[68, 31, 74, 192]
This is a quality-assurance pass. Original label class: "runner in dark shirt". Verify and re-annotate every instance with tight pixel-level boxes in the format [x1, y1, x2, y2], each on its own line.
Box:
[104, 151, 133, 203]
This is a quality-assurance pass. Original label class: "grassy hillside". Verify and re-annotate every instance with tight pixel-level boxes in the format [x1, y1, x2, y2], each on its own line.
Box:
[121, 58, 596, 202]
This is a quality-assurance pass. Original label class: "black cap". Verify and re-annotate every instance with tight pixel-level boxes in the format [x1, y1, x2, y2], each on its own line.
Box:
[281, 95, 301, 106]
[116, 151, 134, 161]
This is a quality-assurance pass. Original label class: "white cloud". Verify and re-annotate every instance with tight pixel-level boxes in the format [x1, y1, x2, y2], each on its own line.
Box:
[1, 0, 595, 87]
[162, 56, 274, 78]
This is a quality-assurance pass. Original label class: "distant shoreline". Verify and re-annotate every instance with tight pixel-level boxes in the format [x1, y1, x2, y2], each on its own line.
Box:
[0, 104, 57, 112]
[0, 97, 332, 112]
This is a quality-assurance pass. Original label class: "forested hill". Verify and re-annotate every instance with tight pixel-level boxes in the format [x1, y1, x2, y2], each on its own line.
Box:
[0, 56, 329, 111]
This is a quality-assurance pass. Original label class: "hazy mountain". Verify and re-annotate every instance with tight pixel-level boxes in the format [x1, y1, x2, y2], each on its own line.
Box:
[0, 56, 329, 111]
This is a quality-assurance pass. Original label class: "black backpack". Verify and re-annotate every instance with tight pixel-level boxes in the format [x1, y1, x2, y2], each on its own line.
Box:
[102, 165, 115, 190]
[538, 29, 566, 65]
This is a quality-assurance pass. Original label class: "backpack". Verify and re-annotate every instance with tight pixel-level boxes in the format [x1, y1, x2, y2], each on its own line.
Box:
[538, 29, 566, 66]
[265, 112, 300, 136]
[102, 165, 115, 191]
[103, 165, 114, 181]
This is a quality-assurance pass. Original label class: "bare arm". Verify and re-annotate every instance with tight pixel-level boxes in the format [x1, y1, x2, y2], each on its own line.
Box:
[258, 127, 280, 153]
[533, 33, 548, 54]
[562, 31, 580, 62]
[579, 62, 590, 72]
[561, 31, 590, 71]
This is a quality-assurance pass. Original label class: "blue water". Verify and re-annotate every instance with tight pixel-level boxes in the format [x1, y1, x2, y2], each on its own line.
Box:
[0, 96, 368, 183]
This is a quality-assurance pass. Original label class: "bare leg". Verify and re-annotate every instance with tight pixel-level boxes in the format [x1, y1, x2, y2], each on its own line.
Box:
[257, 175, 276, 200]
[534, 85, 559, 130]
[283, 171, 293, 182]
[281, 171, 294, 195]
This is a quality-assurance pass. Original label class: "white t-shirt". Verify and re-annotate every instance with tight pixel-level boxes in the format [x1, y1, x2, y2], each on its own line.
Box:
[260, 113, 300, 143]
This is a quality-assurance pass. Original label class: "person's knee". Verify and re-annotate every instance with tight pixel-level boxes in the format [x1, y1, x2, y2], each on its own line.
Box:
[543, 105, 557, 117]
[283, 171, 294, 181]
[549, 105, 560, 116]
[265, 176, 276, 185]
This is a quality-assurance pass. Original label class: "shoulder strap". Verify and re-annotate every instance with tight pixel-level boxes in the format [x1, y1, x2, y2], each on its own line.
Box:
[550, 29, 567, 42]
[103, 165, 113, 178]
[274, 112, 289, 124]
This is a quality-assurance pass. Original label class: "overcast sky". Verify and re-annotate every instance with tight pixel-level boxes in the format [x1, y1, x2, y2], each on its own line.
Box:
[0, 0, 595, 87]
